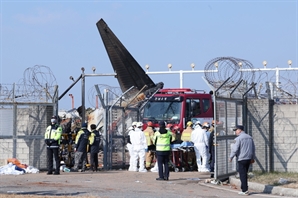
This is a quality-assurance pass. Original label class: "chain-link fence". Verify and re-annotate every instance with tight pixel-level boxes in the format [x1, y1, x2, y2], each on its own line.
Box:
[95, 87, 141, 170]
[0, 80, 58, 169]
[214, 98, 243, 180]
[0, 103, 55, 169]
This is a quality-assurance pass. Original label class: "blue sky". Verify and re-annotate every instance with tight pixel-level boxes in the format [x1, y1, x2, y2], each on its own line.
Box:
[1, 0, 297, 110]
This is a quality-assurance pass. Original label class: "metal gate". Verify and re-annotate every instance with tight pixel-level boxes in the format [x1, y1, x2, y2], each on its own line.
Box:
[213, 98, 243, 180]
[95, 86, 140, 170]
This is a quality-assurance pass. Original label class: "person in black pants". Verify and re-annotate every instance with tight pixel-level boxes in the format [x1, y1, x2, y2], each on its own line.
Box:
[44, 116, 62, 175]
[89, 124, 101, 172]
[229, 125, 255, 196]
[208, 128, 215, 177]
[153, 121, 172, 181]
[72, 123, 90, 172]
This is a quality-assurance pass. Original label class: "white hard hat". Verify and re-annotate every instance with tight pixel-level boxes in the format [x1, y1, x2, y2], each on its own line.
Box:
[136, 122, 143, 127]
[195, 121, 201, 126]
[132, 122, 137, 126]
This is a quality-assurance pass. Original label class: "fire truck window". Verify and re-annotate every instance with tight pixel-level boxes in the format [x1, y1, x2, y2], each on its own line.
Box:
[192, 99, 201, 116]
[186, 99, 201, 117]
[186, 99, 191, 118]
[203, 99, 210, 112]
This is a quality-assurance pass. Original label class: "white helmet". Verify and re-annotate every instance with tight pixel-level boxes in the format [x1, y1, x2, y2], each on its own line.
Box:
[132, 122, 137, 126]
[136, 122, 143, 128]
[194, 121, 201, 126]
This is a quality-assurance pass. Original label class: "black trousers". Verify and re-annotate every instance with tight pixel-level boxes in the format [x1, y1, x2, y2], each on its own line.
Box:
[238, 159, 251, 192]
[210, 147, 215, 172]
[47, 147, 60, 173]
[157, 154, 170, 179]
[90, 153, 99, 171]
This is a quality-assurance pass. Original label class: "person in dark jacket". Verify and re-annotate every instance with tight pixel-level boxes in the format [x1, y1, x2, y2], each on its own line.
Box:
[153, 121, 172, 181]
[208, 128, 215, 177]
[44, 116, 62, 175]
[72, 123, 90, 172]
[89, 124, 101, 172]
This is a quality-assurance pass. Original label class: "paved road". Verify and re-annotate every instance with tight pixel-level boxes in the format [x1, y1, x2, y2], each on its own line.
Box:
[0, 170, 290, 198]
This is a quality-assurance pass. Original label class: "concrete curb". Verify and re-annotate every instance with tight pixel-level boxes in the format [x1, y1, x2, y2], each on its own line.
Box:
[229, 176, 298, 197]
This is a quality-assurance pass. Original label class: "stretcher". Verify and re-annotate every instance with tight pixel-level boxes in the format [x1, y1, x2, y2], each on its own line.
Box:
[169, 142, 196, 172]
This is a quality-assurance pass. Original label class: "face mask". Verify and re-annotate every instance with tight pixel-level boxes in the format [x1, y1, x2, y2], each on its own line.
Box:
[51, 119, 57, 123]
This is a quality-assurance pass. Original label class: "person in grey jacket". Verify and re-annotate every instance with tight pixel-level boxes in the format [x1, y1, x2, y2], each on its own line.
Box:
[229, 125, 255, 196]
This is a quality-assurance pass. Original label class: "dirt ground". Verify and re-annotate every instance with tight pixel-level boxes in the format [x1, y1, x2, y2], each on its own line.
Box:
[0, 170, 291, 198]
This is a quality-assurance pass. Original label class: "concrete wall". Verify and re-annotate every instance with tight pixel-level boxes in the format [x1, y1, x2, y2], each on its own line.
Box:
[272, 104, 298, 172]
[247, 99, 298, 172]
[0, 105, 52, 170]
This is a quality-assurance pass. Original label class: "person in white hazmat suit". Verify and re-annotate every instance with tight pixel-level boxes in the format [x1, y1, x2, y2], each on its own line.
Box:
[204, 122, 211, 167]
[130, 122, 148, 172]
[127, 122, 137, 171]
[191, 121, 210, 172]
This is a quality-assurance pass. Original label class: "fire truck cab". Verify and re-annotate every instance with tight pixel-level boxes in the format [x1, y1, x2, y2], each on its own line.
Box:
[142, 88, 213, 132]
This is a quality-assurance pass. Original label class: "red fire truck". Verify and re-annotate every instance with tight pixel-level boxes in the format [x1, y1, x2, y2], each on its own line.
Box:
[142, 88, 213, 132]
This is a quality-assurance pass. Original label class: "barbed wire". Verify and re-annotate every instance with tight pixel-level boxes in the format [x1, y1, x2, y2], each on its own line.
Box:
[204, 57, 298, 101]
[204, 57, 255, 90]
[0, 65, 57, 103]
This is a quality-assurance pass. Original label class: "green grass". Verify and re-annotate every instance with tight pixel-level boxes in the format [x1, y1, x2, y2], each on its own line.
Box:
[249, 171, 298, 187]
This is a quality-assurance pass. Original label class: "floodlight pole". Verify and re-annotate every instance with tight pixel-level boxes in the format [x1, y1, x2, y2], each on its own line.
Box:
[146, 69, 218, 88]
[239, 64, 297, 88]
